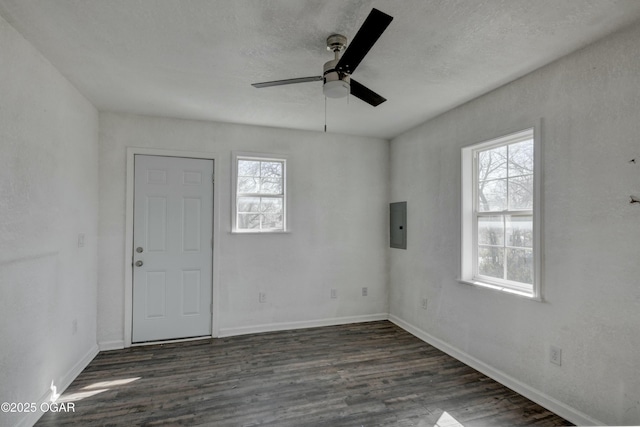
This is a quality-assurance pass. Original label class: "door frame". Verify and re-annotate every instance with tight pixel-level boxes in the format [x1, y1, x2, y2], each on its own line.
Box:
[124, 147, 220, 347]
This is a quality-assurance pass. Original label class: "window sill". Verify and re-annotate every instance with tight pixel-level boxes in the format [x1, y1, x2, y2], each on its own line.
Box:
[457, 278, 543, 302]
[230, 230, 291, 235]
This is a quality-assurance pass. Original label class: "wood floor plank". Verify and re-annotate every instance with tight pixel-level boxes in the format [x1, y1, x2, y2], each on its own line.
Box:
[36, 321, 572, 426]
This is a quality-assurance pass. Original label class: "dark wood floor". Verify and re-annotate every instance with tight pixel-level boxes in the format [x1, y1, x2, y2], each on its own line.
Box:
[36, 321, 571, 426]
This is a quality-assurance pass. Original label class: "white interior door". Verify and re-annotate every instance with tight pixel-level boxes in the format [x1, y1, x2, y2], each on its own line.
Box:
[132, 155, 213, 343]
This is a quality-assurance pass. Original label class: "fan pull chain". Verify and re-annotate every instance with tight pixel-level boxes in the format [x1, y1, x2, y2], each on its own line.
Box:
[324, 96, 327, 132]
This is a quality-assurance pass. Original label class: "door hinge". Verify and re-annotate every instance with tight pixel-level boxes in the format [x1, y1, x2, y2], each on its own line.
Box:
[212, 173, 215, 184]
[210, 303, 213, 314]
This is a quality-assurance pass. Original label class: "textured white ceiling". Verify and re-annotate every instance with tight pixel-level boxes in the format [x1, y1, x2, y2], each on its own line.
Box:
[2, 0, 640, 139]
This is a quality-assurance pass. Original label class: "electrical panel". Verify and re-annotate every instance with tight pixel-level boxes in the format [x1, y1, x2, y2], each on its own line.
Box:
[390, 202, 407, 249]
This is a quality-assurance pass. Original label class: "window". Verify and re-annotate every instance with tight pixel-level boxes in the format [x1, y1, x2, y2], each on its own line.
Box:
[461, 127, 541, 298]
[233, 153, 287, 232]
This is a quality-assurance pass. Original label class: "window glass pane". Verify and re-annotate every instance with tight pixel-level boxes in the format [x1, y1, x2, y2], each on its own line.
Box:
[465, 129, 536, 294]
[238, 160, 260, 177]
[508, 174, 533, 210]
[236, 156, 286, 232]
[237, 197, 260, 213]
[260, 178, 283, 194]
[478, 246, 504, 279]
[238, 176, 259, 193]
[262, 213, 284, 230]
[260, 197, 283, 213]
[507, 248, 533, 284]
[506, 216, 533, 248]
[478, 146, 507, 181]
[261, 161, 283, 178]
[237, 213, 261, 230]
[478, 179, 507, 212]
[508, 140, 533, 177]
[478, 216, 504, 246]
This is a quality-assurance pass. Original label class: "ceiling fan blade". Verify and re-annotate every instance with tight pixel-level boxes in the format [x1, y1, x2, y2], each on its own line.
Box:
[336, 8, 393, 75]
[350, 79, 386, 107]
[252, 76, 323, 88]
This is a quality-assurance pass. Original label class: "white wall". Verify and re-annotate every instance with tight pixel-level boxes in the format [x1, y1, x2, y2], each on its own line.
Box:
[98, 113, 389, 346]
[389, 22, 640, 426]
[0, 14, 99, 427]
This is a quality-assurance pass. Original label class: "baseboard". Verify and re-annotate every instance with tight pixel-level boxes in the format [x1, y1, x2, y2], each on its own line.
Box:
[98, 340, 125, 351]
[388, 314, 604, 427]
[218, 313, 389, 337]
[17, 343, 99, 427]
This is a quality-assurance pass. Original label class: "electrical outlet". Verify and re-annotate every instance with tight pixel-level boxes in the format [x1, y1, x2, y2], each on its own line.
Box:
[362, 287, 368, 296]
[72, 319, 78, 335]
[421, 298, 428, 310]
[331, 289, 337, 299]
[550, 345, 562, 366]
[77, 233, 85, 248]
[259, 292, 266, 303]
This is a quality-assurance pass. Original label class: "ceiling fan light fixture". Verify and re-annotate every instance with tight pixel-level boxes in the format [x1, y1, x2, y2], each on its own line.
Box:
[323, 56, 350, 99]
[323, 79, 350, 98]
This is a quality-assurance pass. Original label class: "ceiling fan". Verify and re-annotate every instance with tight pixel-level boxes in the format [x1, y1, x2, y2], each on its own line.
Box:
[251, 8, 393, 107]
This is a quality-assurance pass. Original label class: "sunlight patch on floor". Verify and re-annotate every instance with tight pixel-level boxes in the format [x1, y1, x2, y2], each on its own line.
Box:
[53, 377, 141, 403]
[57, 388, 109, 403]
[434, 411, 464, 427]
[82, 377, 141, 390]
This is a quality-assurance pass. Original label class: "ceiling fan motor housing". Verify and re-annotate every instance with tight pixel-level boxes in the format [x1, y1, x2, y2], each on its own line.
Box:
[323, 34, 350, 98]
[323, 58, 350, 98]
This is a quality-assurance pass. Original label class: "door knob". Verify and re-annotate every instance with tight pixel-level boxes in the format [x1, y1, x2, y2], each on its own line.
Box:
[135, 260, 143, 267]
[136, 247, 143, 253]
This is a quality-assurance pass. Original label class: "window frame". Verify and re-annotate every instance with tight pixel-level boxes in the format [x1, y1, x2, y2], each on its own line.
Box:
[232, 152, 288, 234]
[460, 125, 542, 299]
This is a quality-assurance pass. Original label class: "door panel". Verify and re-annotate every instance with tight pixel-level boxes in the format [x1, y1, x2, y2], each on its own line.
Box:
[181, 270, 201, 315]
[133, 155, 213, 343]
[145, 271, 167, 318]
[146, 196, 167, 251]
[182, 197, 201, 251]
